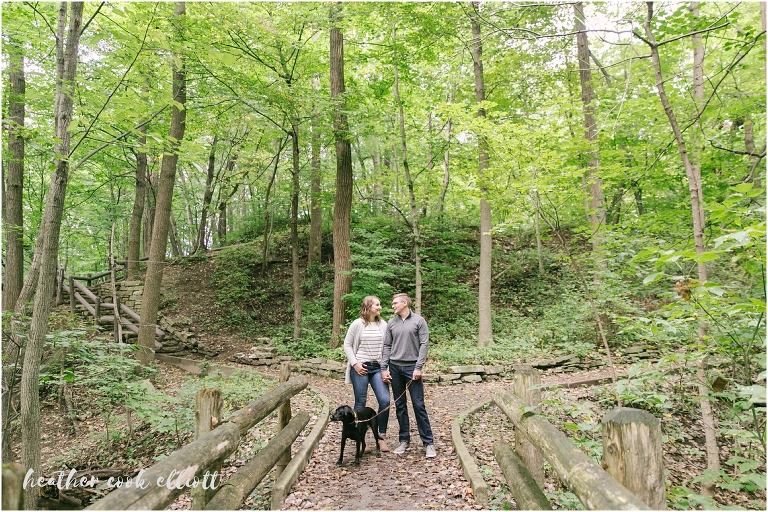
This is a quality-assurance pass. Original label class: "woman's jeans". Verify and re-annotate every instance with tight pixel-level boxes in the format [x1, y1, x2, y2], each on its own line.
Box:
[389, 363, 434, 446]
[350, 364, 390, 437]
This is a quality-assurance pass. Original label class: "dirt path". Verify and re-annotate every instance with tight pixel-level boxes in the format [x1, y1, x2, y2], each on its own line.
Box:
[266, 367, 621, 511]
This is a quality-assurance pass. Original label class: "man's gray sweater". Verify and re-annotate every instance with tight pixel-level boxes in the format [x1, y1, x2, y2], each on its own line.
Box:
[381, 311, 429, 371]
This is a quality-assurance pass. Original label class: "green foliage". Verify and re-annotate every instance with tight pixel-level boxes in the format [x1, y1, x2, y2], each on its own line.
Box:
[211, 244, 261, 327]
[346, 227, 414, 318]
[596, 363, 673, 413]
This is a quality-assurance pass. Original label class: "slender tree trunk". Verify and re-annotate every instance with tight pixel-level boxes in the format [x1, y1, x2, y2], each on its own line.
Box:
[143, 172, 157, 258]
[261, 139, 285, 278]
[169, 215, 182, 257]
[690, 2, 707, 242]
[634, 188, 645, 216]
[470, 2, 493, 347]
[217, 200, 227, 244]
[19, 4, 84, 508]
[438, 89, 454, 222]
[392, 23, 422, 314]
[532, 168, 544, 274]
[644, 1, 717, 492]
[574, 2, 606, 261]
[290, 121, 302, 338]
[178, 166, 198, 244]
[194, 135, 218, 254]
[329, 4, 353, 347]
[127, 126, 148, 280]
[372, 144, 383, 214]
[308, 125, 322, 265]
[137, 2, 187, 365]
[3, 37, 25, 312]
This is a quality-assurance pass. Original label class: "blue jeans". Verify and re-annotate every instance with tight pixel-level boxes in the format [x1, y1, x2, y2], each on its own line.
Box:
[350, 364, 390, 437]
[389, 363, 433, 446]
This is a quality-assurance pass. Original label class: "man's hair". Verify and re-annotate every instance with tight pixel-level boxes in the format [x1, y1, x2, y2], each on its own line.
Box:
[359, 295, 382, 325]
[392, 293, 411, 307]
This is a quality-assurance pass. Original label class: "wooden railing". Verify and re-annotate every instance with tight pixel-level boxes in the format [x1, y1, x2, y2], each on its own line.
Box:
[489, 365, 664, 510]
[84, 369, 315, 510]
[54, 260, 164, 347]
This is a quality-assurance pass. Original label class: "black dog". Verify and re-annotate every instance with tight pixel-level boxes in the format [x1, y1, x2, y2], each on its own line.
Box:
[329, 405, 382, 466]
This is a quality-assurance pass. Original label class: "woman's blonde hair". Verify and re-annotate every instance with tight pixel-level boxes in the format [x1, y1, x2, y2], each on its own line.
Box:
[359, 296, 382, 325]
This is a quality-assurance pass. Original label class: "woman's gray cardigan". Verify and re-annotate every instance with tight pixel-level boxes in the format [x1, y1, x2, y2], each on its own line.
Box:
[343, 318, 388, 384]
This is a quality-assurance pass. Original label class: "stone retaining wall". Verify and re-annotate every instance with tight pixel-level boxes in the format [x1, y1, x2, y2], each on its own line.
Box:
[89, 281, 204, 356]
[229, 344, 659, 383]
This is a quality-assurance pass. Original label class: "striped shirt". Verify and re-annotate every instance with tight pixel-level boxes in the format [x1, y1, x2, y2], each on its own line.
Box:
[355, 322, 384, 363]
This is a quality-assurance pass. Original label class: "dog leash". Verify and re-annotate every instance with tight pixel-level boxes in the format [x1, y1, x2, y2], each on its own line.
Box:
[353, 379, 413, 426]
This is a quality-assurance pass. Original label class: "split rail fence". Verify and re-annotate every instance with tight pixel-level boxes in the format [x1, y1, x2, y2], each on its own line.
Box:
[78, 364, 324, 510]
[486, 365, 665, 510]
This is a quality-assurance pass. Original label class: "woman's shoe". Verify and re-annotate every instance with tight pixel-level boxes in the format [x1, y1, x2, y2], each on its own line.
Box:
[379, 436, 389, 452]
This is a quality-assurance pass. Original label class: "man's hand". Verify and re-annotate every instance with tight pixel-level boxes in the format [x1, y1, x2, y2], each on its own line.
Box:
[353, 362, 367, 376]
[412, 369, 422, 380]
[382, 369, 391, 383]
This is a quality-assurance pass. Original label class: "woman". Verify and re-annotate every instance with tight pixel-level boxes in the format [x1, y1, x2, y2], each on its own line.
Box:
[343, 295, 391, 451]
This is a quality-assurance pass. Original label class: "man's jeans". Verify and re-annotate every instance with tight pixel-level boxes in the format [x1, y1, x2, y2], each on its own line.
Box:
[389, 363, 433, 446]
[350, 364, 390, 437]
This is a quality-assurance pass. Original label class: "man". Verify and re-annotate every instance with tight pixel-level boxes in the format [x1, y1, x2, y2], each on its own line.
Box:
[381, 293, 436, 458]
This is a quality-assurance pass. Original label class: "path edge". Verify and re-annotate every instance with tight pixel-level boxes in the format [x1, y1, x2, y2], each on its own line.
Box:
[271, 391, 330, 510]
[452, 400, 491, 506]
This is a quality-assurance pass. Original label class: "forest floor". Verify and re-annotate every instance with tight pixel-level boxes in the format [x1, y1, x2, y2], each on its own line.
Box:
[28, 259, 765, 510]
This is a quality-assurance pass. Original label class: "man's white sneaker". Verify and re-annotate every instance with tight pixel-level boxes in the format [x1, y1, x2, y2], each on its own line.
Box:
[425, 444, 436, 458]
[393, 441, 410, 455]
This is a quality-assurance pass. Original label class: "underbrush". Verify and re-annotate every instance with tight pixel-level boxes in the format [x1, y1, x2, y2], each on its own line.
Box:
[538, 360, 766, 510]
[30, 315, 277, 474]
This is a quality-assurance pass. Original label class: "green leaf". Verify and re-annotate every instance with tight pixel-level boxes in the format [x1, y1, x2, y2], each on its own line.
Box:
[643, 272, 664, 285]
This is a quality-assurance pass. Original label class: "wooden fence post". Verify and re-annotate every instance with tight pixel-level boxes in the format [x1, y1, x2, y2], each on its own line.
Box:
[94, 296, 101, 327]
[514, 364, 545, 486]
[274, 362, 293, 479]
[113, 296, 121, 343]
[69, 276, 76, 315]
[56, 267, 64, 306]
[191, 388, 223, 510]
[601, 408, 666, 509]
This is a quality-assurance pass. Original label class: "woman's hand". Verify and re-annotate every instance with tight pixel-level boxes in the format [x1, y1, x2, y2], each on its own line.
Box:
[353, 362, 367, 376]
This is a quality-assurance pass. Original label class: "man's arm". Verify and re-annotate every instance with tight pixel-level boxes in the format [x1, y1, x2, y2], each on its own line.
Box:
[381, 322, 393, 383]
[415, 318, 429, 370]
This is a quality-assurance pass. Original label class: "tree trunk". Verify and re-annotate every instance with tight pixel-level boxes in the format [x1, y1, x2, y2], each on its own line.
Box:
[217, 200, 227, 244]
[127, 126, 148, 280]
[137, 2, 187, 365]
[392, 23, 422, 314]
[574, 2, 606, 261]
[291, 121, 302, 338]
[690, 2, 707, 246]
[261, 139, 285, 278]
[643, 1, 717, 491]
[3, 36, 25, 312]
[194, 135, 218, 254]
[329, 4, 353, 347]
[2, 36, 26, 463]
[308, 124, 322, 265]
[470, 2, 492, 347]
[142, 171, 157, 258]
[178, 167, 198, 245]
[437, 89, 454, 222]
[20, 4, 84, 508]
[532, 168, 545, 273]
[169, 215, 182, 257]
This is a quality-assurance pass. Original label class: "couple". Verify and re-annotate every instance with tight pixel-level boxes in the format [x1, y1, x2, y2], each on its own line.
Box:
[343, 293, 436, 459]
